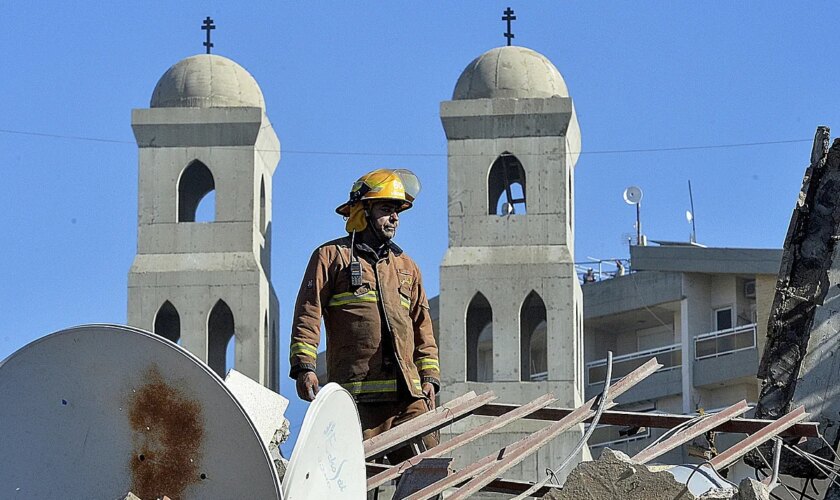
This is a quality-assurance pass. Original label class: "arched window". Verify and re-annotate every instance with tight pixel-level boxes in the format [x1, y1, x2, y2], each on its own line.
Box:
[488, 152, 526, 215]
[208, 299, 235, 377]
[153, 301, 180, 344]
[466, 292, 493, 382]
[520, 291, 548, 381]
[270, 320, 278, 390]
[259, 176, 267, 235]
[178, 160, 215, 222]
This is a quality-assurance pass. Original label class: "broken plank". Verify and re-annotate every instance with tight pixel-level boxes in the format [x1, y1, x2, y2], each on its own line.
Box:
[366, 393, 556, 490]
[710, 405, 808, 470]
[632, 400, 749, 464]
[472, 405, 819, 438]
[365, 463, 558, 497]
[405, 357, 662, 500]
[364, 391, 496, 459]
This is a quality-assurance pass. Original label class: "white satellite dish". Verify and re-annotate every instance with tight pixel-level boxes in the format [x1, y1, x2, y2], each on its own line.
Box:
[283, 383, 367, 499]
[0, 324, 282, 499]
[686, 210, 694, 223]
[623, 186, 643, 205]
[501, 202, 514, 215]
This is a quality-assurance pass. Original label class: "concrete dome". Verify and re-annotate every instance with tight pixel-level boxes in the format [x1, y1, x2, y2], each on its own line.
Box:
[453, 46, 569, 100]
[150, 54, 265, 109]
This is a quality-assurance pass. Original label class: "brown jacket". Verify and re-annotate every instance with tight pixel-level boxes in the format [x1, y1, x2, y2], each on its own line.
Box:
[289, 236, 439, 402]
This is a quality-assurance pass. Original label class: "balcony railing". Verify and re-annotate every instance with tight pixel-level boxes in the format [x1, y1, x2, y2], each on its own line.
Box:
[588, 423, 652, 448]
[587, 343, 681, 386]
[694, 324, 757, 360]
[530, 370, 548, 382]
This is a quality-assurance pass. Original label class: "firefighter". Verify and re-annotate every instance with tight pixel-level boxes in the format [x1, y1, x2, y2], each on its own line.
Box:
[289, 168, 440, 461]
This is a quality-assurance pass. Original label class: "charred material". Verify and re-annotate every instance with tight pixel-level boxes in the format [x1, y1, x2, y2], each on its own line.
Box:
[749, 127, 840, 477]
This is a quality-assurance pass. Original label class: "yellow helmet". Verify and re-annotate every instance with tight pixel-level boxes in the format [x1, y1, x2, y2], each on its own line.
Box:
[335, 168, 421, 216]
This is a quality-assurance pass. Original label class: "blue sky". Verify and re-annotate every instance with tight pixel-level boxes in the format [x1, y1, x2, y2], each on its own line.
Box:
[1, 2, 837, 454]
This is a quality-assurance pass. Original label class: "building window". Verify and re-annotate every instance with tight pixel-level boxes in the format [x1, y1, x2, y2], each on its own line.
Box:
[521, 291, 548, 381]
[488, 152, 526, 215]
[153, 300, 180, 344]
[208, 299, 235, 377]
[466, 292, 493, 382]
[178, 160, 215, 222]
[715, 307, 733, 331]
[271, 320, 278, 391]
[259, 176, 267, 236]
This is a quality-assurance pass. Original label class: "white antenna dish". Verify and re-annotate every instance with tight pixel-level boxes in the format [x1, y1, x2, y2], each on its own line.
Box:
[0, 324, 282, 499]
[501, 202, 514, 215]
[283, 383, 366, 499]
[623, 186, 643, 205]
[686, 210, 693, 223]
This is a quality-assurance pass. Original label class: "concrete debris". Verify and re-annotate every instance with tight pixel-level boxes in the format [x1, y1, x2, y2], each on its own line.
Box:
[735, 478, 770, 500]
[269, 422, 291, 481]
[224, 369, 290, 448]
[696, 490, 736, 500]
[545, 449, 697, 500]
[539, 450, 771, 500]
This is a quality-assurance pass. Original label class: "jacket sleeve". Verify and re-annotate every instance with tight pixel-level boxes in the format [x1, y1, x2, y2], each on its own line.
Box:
[410, 266, 440, 391]
[289, 247, 332, 379]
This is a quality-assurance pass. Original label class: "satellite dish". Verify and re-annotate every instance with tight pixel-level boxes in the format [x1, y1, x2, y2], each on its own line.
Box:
[501, 202, 515, 215]
[0, 324, 282, 499]
[623, 186, 643, 205]
[283, 383, 366, 499]
[686, 210, 693, 223]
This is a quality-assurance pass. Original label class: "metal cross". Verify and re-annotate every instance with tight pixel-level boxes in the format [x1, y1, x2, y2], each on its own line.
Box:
[502, 7, 516, 46]
[202, 16, 216, 54]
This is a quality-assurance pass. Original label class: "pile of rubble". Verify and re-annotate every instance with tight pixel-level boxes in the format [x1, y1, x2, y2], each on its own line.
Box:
[545, 449, 770, 500]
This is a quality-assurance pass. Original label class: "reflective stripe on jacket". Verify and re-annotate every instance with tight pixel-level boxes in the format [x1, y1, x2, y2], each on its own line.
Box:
[289, 236, 439, 402]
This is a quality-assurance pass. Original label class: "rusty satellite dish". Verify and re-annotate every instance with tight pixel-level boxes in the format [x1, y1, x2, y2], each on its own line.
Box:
[0, 324, 282, 499]
[282, 383, 366, 499]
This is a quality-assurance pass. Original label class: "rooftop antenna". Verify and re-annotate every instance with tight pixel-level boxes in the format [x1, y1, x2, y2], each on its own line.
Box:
[202, 16, 216, 54]
[687, 180, 697, 244]
[623, 186, 644, 246]
[502, 7, 516, 46]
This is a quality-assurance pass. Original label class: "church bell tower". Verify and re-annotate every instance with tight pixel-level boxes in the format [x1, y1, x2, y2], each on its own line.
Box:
[128, 53, 280, 390]
[438, 44, 586, 481]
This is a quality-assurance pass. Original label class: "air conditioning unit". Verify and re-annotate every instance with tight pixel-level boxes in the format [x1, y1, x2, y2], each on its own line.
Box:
[744, 280, 756, 299]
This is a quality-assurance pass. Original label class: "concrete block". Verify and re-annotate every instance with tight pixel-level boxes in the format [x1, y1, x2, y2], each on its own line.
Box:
[224, 369, 289, 448]
[553, 449, 696, 500]
[737, 478, 770, 500]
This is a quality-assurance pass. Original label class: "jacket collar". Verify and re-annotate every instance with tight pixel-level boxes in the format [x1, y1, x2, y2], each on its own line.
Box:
[347, 234, 403, 259]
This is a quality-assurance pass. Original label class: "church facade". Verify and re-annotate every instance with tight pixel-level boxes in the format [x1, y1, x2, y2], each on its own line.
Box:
[127, 54, 280, 391]
[437, 44, 589, 482]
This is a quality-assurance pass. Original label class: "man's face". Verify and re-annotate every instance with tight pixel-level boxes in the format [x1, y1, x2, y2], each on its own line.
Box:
[367, 200, 402, 241]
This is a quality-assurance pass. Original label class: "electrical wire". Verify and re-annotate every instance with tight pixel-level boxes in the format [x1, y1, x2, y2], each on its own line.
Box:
[634, 412, 709, 455]
[784, 444, 840, 490]
[0, 127, 813, 158]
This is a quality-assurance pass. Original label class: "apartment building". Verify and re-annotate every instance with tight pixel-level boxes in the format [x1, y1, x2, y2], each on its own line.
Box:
[582, 243, 781, 464]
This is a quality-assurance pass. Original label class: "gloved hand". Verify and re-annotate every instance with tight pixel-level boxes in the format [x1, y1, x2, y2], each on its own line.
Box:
[422, 382, 436, 410]
[296, 371, 320, 401]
